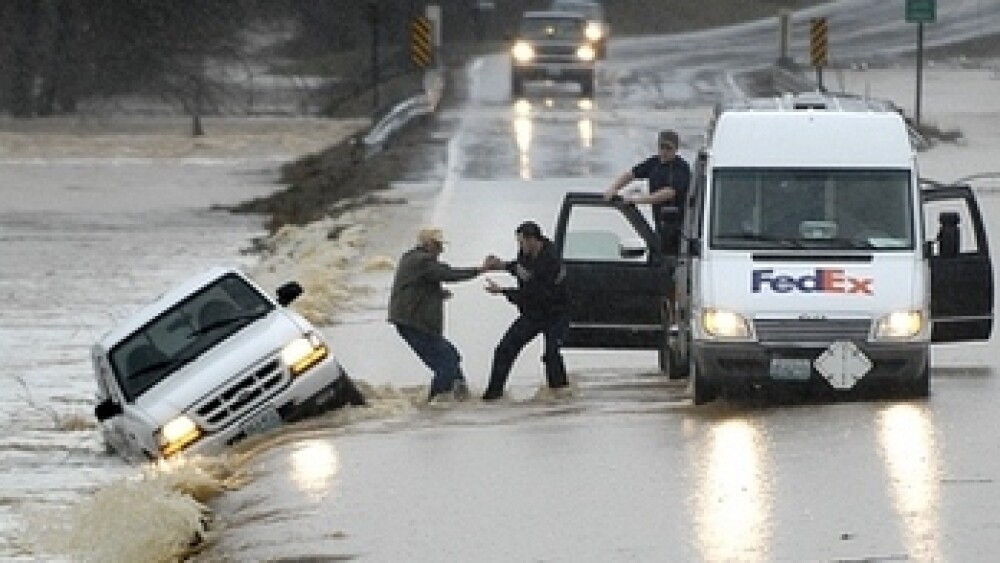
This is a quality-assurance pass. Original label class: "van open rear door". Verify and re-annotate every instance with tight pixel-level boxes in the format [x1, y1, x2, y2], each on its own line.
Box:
[552, 192, 674, 354]
[922, 182, 994, 342]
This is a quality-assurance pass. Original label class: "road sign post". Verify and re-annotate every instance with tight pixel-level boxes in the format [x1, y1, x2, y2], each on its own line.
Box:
[906, 0, 936, 127]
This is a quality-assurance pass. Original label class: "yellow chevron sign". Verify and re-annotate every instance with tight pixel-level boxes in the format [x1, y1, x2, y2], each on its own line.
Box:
[411, 16, 433, 68]
[810, 17, 828, 67]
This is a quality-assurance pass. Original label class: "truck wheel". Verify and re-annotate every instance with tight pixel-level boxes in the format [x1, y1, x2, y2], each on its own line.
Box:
[511, 76, 524, 97]
[580, 74, 595, 98]
[688, 355, 717, 405]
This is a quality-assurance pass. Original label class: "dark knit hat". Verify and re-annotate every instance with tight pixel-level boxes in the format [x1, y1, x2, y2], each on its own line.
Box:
[516, 221, 543, 239]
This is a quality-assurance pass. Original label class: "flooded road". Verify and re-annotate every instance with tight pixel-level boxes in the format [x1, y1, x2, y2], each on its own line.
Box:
[5, 1, 1000, 560]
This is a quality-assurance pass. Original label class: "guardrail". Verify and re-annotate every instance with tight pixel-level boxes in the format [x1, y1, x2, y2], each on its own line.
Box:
[362, 68, 444, 158]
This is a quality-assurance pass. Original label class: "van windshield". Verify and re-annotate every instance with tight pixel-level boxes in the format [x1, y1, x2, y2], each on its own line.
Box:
[709, 168, 914, 250]
[109, 273, 274, 402]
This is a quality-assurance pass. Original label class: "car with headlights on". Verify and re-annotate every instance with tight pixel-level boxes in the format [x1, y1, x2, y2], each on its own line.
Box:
[550, 0, 609, 59]
[92, 266, 364, 462]
[510, 10, 596, 97]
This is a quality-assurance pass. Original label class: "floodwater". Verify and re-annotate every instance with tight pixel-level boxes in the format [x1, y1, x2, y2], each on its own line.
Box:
[6, 1, 1000, 559]
[0, 117, 375, 560]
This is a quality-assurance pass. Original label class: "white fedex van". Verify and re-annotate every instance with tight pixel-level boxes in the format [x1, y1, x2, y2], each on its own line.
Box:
[92, 267, 365, 462]
[673, 93, 993, 403]
[552, 92, 992, 405]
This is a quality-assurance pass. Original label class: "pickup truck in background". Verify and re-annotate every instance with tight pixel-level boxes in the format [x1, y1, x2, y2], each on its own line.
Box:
[554, 92, 994, 404]
[550, 0, 609, 59]
[510, 10, 597, 98]
[92, 266, 364, 462]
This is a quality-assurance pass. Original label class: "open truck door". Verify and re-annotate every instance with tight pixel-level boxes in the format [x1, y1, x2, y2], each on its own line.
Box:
[922, 182, 994, 342]
[552, 192, 677, 371]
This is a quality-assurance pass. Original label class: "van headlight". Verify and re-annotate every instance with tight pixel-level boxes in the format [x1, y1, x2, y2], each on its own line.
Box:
[281, 332, 329, 376]
[874, 311, 926, 340]
[585, 23, 603, 42]
[702, 309, 752, 339]
[158, 415, 202, 457]
[576, 44, 596, 62]
[512, 41, 534, 63]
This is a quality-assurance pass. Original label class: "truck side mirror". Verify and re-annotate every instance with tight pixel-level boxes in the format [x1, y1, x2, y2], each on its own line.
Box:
[936, 212, 960, 258]
[276, 281, 304, 306]
[94, 399, 123, 421]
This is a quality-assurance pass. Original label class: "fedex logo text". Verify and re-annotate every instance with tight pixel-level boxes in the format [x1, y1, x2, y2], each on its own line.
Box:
[752, 269, 873, 295]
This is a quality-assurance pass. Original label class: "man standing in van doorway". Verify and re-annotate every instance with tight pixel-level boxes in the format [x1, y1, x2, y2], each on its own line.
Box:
[603, 130, 692, 245]
[388, 227, 495, 402]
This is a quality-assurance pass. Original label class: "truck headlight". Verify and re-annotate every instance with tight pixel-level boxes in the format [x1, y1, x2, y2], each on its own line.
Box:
[576, 44, 596, 62]
[702, 309, 752, 339]
[874, 311, 925, 340]
[585, 23, 603, 42]
[512, 41, 534, 63]
[158, 415, 202, 457]
[282, 332, 329, 376]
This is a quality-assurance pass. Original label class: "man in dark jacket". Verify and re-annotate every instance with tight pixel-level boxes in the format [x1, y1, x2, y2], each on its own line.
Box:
[603, 129, 691, 247]
[389, 227, 490, 401]
[482, 221, 570, 401]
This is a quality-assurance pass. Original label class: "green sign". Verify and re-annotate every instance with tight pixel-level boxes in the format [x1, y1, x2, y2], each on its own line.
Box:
[906, 0, 936, 23]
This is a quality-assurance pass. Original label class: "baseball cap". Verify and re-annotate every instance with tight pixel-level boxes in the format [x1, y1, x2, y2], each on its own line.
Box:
[418, 227, 446, 245]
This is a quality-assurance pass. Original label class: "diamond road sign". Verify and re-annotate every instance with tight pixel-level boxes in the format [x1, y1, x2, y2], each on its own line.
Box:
[906, 0, 936, 23]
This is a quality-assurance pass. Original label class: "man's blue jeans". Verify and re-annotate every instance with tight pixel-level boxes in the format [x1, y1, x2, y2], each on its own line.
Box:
[394, 323, 464, 399]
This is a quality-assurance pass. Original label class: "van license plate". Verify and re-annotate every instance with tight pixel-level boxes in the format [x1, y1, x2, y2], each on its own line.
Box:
[769, 358, 812, 380]
[242, 407, 282, 436]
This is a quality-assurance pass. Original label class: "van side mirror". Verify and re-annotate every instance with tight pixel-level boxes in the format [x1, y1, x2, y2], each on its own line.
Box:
[94, 399, 123, 421]
[276, 281, 304, 306]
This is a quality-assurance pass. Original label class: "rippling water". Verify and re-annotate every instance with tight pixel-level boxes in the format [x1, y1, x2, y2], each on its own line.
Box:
[0, 118, 366, 560]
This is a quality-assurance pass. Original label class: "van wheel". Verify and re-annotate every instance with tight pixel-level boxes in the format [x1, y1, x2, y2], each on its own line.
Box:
[657, 341, 671, 375]
[908, 361, 930, 399]
[688, 355, 717, 405]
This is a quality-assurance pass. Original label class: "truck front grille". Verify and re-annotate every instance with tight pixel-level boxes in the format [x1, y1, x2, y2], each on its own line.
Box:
[754, 318, 871, 344]
[536, 45, 577, 58]
[193, 357, 289, 430]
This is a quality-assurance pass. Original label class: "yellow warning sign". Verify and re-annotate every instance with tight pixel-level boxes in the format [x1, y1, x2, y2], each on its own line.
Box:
[810, 17, 828, 67]
[411, 16, 433, 69]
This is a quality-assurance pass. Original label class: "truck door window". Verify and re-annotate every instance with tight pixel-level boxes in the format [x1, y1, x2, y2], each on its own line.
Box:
[563, 206, 649, 263]
[710, 168, 913, 250]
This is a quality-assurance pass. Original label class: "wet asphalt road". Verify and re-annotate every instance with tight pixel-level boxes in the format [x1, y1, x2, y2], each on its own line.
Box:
[193, 2, 1000, 561]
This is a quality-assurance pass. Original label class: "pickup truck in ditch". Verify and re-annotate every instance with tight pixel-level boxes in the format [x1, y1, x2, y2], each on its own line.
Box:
[92, 266, 364, 462]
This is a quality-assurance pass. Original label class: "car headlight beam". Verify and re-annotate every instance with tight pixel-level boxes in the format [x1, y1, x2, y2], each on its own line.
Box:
[576, 44, 596, 62]
[512, 41, 534, 63]
[874, 311, 925, 340]
[281, 332, 329, 376]
[158, 415, 202, 457]
[702, 309, 752, 339]
[585, 24, 603, 42]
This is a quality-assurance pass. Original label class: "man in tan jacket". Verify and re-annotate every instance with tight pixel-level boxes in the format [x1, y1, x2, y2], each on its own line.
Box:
[388, 227, 499, 401]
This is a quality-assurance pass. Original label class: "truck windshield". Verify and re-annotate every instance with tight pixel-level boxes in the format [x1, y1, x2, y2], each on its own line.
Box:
[709, 168, 914, 250]
[521, 17, 585, 38]
[109, 273, 274, 402]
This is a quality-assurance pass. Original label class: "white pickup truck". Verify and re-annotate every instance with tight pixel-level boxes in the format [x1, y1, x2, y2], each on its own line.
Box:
[92, 267, 364, 462]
